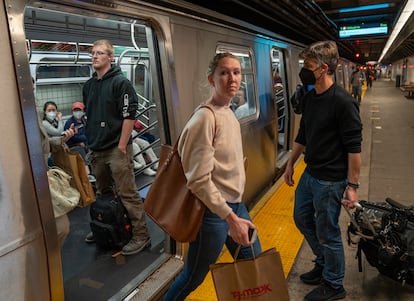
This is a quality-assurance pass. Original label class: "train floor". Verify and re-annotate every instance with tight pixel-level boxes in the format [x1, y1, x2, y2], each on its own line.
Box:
[61, 176, 166, 301]
[186, 78, 414, 300]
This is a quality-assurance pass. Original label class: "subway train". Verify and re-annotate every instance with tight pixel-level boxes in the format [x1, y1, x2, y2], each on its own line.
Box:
[0, 0, 356, 300]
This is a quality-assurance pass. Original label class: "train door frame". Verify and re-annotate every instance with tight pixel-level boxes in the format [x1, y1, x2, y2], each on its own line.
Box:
[16, 2, 185, 300]
[4, 0, 65, 300]
[271, 46, 291, 170]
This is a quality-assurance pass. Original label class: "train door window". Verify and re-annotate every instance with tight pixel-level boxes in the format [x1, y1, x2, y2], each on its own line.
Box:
[134, 60, 153, 110]
[216, 46, 257, 120]
[336, 62, 345, 88]
[271, 48, 288, 156]
[25, 6, 165, 301]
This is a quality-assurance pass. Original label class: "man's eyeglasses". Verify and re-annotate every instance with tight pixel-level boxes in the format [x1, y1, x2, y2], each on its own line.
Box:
[90, 51, 108, 56]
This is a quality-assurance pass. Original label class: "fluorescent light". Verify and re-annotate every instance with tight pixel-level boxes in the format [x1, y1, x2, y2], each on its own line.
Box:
[379, 0, 414, 62]
[339, 4, 390, 13]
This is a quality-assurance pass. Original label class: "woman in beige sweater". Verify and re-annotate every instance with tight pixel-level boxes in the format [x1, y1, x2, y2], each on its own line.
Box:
[163, 53, 262, 301]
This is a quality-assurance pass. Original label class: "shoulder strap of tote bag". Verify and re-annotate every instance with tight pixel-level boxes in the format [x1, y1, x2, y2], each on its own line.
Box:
[172, 104, 217, 152]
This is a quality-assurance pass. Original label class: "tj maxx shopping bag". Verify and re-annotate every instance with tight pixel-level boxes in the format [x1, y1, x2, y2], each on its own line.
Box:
[210, 248, 290, 301]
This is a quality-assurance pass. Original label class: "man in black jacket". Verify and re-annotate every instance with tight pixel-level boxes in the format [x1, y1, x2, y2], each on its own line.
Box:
[83, 39, 150, 255]
[284, 41, 362, 301]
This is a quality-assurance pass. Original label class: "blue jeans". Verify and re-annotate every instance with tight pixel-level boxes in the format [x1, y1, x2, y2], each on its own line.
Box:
[294, 170, 347, 288]
[163, 202, 262, 301]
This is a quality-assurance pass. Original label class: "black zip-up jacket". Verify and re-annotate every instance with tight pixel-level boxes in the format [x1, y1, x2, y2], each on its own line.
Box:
[295, 83, 362, 181]
[83, 66, 138, 151]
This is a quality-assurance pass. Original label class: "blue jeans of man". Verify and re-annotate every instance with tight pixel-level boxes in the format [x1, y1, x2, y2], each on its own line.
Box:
[163, 202, 262, 301]
[294, 170, 347, 288]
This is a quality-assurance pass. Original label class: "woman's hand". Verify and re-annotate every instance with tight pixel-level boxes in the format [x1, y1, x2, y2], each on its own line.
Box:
[226, 211, 255, 246]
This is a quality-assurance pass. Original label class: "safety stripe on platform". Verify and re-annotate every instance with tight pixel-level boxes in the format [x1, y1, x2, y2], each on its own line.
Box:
[186, 159, 306, 300]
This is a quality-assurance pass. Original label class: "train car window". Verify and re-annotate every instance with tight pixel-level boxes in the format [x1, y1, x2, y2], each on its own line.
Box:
[217, 46, 257, 120]
[271, 48, 289, 156]
[37, 65, 91, 79]
[24, 6, 165, 301]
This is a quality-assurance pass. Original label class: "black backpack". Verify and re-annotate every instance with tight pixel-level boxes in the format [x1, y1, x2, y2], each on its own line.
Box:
[347, 198, 414, 285]
[89, 193, 132, 250]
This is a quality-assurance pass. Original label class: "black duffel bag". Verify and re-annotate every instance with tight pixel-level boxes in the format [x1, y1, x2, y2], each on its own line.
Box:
[348, 198, 414, 285]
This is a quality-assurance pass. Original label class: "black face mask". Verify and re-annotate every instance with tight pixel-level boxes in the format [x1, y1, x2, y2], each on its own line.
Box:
[299, 68, 316, 86]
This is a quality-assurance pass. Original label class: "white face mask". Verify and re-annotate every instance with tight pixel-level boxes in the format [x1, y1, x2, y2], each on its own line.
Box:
[46, 111, 57, 120]
[73, 111, 84, 119]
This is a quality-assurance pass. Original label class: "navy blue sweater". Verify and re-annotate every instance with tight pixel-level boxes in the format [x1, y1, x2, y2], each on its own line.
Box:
[295, 83, 362, 181]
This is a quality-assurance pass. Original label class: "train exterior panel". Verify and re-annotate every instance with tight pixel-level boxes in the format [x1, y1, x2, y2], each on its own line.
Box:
[1, 1, 64, 300]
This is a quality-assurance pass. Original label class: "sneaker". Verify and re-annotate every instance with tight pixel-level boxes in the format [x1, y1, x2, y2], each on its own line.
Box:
[88, 174, 96, 183]
[304, 283, 346, 301]
[300, 264, 323, 285]
[134, 161, 143, 170]
[143, 168, 156, 176]
[85, 231, 95, 243]
[121, 237, 151, 256]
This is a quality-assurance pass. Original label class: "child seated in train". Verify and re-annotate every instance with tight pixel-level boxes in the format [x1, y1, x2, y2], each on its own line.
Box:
[234, 88, 249, 119]
[64, 102, 95, 182]
[133, 119, 156, 143]
[131, 123, 159, 176]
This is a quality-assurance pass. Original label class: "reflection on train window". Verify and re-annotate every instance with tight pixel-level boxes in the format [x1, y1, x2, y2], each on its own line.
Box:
[37, 65, 91, 79]
[271, 48, 288, 157]
[217, 48, 257, 120]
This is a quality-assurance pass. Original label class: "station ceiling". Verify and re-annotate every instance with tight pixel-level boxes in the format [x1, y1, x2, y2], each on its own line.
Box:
[180, 0, 413, 65]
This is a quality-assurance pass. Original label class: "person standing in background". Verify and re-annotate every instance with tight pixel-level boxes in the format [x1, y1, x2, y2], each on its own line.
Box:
[365, 67, 373, 89]
[82, 39, 150, 255]
[350, 65, 365, 105]
[284, 41, 362, 301]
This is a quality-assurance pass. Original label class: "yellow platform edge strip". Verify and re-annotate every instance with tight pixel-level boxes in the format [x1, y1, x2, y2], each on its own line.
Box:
[187, 159, 306, 300]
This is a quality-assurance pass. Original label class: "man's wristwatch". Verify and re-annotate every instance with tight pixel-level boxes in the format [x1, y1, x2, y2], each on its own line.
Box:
[347, 181, 360, 189]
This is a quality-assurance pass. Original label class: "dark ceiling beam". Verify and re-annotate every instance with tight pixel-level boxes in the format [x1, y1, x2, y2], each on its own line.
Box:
[176, 0, 410, 64]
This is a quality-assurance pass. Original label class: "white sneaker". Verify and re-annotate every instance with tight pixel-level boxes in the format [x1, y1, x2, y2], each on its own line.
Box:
[143, 168, 156, 176]
[88, 174, 96, 182]
[134, 161, 143, 170]
[152, 162, 159, 170]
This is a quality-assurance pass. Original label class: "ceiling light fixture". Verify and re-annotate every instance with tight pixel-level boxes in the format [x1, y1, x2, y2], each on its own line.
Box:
[379, 0, 414, 62]
[339, 3, 390, 13]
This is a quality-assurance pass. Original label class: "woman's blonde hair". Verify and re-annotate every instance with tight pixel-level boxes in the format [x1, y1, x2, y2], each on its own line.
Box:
[207, 52, 240, 76]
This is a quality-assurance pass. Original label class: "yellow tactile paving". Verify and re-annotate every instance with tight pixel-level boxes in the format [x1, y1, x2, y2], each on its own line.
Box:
[186, 159, 306, 300]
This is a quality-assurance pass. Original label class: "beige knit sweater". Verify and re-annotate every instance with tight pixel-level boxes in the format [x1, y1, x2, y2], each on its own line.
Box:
[178, 104, 245, 219]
